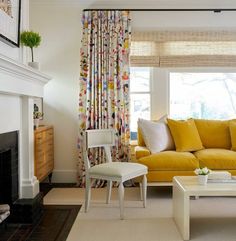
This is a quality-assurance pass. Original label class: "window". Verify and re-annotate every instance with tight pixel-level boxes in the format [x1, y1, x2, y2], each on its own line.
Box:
[169, 72, 236, 120]
[130, 67, 151, 140]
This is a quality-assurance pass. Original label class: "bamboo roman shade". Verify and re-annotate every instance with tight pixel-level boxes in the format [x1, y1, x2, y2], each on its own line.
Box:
[131, 31, 236, 67]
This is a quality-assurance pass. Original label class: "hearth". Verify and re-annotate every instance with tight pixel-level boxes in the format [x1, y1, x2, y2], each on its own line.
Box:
[0, 131, 18, 205]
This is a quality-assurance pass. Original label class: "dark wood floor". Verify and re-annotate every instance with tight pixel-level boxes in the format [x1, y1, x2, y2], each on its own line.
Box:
[0, 183, 80, 241]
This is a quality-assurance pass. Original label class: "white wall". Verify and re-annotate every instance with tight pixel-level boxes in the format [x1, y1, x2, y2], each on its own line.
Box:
[29, 3, 236, 182]
[30, 3, 86, 183]
[132, 11, 236, 31]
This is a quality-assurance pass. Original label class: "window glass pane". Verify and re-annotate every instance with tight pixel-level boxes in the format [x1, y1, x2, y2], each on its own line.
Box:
[130, 94, 150, 140]
[130, 67, 150, 92]
[169, 73, 236, 120]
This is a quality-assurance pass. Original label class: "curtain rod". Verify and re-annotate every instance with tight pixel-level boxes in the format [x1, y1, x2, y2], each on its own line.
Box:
[83, 9, 236, 13]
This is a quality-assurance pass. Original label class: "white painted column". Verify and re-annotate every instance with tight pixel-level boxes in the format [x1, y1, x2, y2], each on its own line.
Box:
[19, 96, 39, 198]
[151, 68, 169, 120]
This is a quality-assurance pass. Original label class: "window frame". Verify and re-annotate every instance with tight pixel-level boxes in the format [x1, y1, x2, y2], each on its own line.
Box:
[130, 67, 153, 139]
[167, 67, 236, 119]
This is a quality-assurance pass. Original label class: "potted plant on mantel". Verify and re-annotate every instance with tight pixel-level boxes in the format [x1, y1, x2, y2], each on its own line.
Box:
[20, 31, 41, 70]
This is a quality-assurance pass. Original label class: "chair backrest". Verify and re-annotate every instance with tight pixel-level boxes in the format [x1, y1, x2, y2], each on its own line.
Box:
[83, 129, 115, 171]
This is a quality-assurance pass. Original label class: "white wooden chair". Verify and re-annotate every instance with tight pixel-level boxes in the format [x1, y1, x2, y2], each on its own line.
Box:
[83, 129, 147, 219]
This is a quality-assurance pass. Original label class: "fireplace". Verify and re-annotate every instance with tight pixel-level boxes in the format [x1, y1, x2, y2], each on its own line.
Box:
[0, 53, 50, 224]
[0, 131, 43, 224]
[0, 131, 19, 205]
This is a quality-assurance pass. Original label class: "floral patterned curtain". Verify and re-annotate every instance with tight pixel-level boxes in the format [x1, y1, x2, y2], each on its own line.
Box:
[77, 10, 131, 186]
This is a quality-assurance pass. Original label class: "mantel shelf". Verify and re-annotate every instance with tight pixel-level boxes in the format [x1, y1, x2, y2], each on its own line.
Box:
[0, 54, 51, 84]
[0, 54, 52, 98]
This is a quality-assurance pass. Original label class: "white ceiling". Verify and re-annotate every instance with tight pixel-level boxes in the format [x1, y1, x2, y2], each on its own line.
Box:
[31, 0, 236, 8]
[88, 0, 236, 8]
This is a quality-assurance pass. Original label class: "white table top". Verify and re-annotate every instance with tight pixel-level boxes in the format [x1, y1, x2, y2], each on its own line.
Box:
[173, 176, 236, 196]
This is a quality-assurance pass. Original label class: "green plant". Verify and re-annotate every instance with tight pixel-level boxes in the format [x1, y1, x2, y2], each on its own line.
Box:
[34, 111, 43, 119]
[20, 31, 41, 62]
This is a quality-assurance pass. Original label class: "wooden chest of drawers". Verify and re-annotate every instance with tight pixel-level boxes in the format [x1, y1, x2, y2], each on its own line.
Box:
[34, 125, 54, 182]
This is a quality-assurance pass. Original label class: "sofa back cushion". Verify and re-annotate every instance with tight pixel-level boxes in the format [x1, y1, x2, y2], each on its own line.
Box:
[229, 121, 236, 151]
[167, 118, 203, 152]
[194, 119, 231, 149]
[138, 118, 175, 153]
[137, 115, 167, 147]
[137, 126, 145, 146]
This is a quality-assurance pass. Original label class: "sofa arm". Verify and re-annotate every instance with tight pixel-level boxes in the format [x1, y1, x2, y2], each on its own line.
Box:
[135, 146, 151, 160]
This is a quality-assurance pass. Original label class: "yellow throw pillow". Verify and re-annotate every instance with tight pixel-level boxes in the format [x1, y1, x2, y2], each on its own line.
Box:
[229, 121, 236, 151]
[167, 118, 203, 152]
[194, 119, 231, 149]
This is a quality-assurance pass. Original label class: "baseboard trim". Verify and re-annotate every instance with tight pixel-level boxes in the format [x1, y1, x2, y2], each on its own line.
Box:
[51, 169, 77, 183]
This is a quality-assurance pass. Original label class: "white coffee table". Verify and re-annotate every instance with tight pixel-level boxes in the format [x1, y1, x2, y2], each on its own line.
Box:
[173, 176, 236, 240]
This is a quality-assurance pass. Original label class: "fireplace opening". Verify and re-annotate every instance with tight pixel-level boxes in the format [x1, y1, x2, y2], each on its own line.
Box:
[0, 131, 19, 205]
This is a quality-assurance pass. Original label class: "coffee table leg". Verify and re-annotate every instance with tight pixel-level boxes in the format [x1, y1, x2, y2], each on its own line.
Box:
[173, 180, 190, 240]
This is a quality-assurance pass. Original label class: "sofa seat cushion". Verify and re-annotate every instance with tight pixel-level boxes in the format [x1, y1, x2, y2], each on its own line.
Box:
[138, 151, 199, 171]
[194, 149, 236, 170]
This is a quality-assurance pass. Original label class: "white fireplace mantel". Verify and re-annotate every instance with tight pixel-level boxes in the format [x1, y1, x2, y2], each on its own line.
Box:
[0, 53, 51, 97]
[0, 53, 52, 199]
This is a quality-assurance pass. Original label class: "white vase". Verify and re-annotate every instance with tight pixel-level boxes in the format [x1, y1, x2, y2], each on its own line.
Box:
[198, 175, 208, 185]
[28, 62, 40, 70]
[34, 119, 40, 129]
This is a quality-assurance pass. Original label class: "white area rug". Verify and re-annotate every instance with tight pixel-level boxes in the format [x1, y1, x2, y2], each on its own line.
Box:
[44, 187, 236, 241]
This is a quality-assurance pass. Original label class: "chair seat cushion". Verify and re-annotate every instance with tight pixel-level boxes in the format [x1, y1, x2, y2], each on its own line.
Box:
[194, 148, 236, 169]
[89, 162, 147, 179]
[138, 151, 199, 171]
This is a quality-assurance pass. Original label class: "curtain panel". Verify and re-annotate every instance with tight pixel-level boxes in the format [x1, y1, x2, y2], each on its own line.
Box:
[78, 10, 131, 186]
[131, 30, 236, 67]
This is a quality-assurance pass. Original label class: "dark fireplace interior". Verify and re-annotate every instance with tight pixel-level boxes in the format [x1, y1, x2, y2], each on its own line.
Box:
[0, 131, 43, 224]
[0, 131, 19, 205]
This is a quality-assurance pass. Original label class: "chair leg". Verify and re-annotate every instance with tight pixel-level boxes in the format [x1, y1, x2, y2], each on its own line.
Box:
[106, 180, 112, 204]
[142, 175, 147, 208]
[85, 177, 91, 212]
[139, 182, 143, 201]
[118, 182, 125, 220]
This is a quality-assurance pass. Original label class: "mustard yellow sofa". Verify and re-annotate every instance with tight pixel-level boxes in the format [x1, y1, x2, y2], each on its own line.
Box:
[135, 119, 236, 183]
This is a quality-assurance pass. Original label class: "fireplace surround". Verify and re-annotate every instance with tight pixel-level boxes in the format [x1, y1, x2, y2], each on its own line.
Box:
[0, 54, 51, 223]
